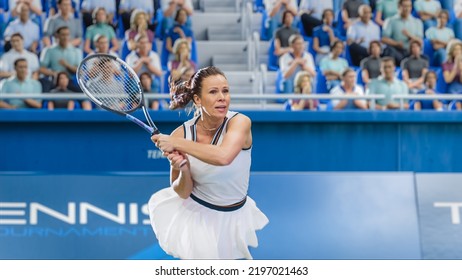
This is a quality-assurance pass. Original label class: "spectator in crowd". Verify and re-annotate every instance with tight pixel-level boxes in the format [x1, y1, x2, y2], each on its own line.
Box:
[81, 0, 116, 30]
[273, 11, 299, 57]
[119, 0, 155, 32]
[381, 0, 423, 65]
[312, 8, 339, 64]
[161, 0, 193, 39]
[168, 38, 197, 81]
[165, 8, 194, 55]
[320, 40, 349, 92]
[414, 0, 441, 31]
[280, 34, 316, 93]
[347, 4, 381, 66]
[139, 72, 159, 109]
[442, 40, 462, 94]
[341, 0, 364, 32]
[40, 26, 83, 91]
[0, 58, 42, 109]
[264, 0, 298, 38]
[413, 70, 444, 110]
[360, 40, 383, 85]
[299, 0, 334, 37]
[401, 40, 429, 93]
[374, 0, 398, 27]
[84, 7, 119, 55]
[0, 33, 40, 80]
[43, 0, 83, 48]
[47, 71, 92, 110]
[330, 68, 368, 110]
[9, 0, 42, 17]
[126, 34, 162, 93]
[92, 34, 119, 56]
[125, 9, 155, 51]
[290, 70, 318, 110]
[367, 56, 409, 110]
[425, 10, 455, 66]
[175, 66, 195, 82]
[4, 3, 40, 53]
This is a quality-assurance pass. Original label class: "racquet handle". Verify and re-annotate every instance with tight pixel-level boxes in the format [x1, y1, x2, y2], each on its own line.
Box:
[179, 159, 187, 167]
[125, 114, 155, 134]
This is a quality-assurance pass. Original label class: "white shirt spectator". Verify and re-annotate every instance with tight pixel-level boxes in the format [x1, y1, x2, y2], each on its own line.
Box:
[0, 49, 40, 78]
[280, 51, 315, 81]
[330, 84, 366, 108]
[299, 0, 334, 20]
[81, 0, 116, 14]
[126, 50, 161, 77]
[347, 19, 381, 49]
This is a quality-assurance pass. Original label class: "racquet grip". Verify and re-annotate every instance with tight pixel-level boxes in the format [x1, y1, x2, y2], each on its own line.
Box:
[179, 159, 187, 167]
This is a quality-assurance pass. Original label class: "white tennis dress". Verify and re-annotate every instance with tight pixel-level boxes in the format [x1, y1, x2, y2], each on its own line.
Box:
[148, 111, 269, 259]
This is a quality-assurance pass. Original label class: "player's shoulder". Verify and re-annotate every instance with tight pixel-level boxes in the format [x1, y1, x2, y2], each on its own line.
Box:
[171, 125, 185, 138]
[228, 111, 251, 126]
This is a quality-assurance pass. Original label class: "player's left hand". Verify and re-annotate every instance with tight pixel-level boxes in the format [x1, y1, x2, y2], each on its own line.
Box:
[152, 134, 175, 153]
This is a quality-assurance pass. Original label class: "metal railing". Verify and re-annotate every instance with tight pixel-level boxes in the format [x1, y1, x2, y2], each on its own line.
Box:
[3, 93, 462, 110]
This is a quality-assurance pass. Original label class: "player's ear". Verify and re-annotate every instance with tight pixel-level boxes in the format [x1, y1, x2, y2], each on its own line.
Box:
[192, 93, 200, 105]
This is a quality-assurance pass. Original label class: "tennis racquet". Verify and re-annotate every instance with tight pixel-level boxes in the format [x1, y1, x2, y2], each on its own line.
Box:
[77, 53, 159, 135]
[76, 54, 186, 166]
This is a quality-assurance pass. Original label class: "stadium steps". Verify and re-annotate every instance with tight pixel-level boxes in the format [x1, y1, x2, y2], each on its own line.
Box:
[201, 0, 238, 13]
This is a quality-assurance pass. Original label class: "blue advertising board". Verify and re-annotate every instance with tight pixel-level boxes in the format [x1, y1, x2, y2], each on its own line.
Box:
[0, 172, 422, 259]
[415, 174, 462, 259]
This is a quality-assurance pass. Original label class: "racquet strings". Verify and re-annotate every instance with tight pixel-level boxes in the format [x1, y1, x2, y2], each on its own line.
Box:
[79, 56, 142, 113]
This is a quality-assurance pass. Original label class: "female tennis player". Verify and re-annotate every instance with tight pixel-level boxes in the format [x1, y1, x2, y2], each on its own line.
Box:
[149, 66, 268, 259]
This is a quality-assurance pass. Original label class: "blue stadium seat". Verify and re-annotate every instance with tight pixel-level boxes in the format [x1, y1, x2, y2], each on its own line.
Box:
[253, 0, 265, 12]
[335, 10, 346, 38]
[154, 9, 163, 39]
[356, 68, 364, 86]
[315, 68, 328, 94]
[268, 38, 279, 71]
[163, 70, 171, 93]
[260, 9, 271, 41]
[0, 0, 8, 11]
[435, 67, 448, 94]
[297, 20, 307, 37]
[423, 39, 435, 66]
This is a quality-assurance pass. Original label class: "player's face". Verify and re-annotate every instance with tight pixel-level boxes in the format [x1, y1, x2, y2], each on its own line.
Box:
[199, 75, 230, 119]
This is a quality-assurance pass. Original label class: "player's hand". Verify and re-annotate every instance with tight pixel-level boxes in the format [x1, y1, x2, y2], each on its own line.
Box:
[166, 151, 189, 170]
[152, 133, 175, 153]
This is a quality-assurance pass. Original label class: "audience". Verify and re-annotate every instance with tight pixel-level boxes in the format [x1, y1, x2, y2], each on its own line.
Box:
[425, 10, 455, 66]
[413, 70, 444, 111]
[83, 7, 119, 55]
[1, 1, 462, 112]
[347, 5, 381, 66]
[43, 0, 82, 48]
[320, 40, 349, 92]
[290, 71, 317, 110]
[381, 0, 424, 65]
[0, 58, 42, 109]
[0, 33, 40, 80]
[273, 11, 299, 57]
[367, 57, 409, 110]
[280, 34, 316, 94]
[3, 3, 40, 54]
[360, 40, 383, 85]
[330, 68, 368, 110]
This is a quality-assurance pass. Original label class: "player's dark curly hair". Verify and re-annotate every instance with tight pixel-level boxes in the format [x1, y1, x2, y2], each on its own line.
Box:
[169, 66, 226, 110]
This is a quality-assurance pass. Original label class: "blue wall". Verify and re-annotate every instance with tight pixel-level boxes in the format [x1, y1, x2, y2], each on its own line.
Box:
[1, 110, 462, 173]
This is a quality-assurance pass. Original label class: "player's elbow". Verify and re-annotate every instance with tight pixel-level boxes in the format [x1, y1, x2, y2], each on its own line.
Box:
[215, 154, 235, 166]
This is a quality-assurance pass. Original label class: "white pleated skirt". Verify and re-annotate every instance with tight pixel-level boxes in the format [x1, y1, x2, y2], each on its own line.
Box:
[148, 187, 269, 260]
